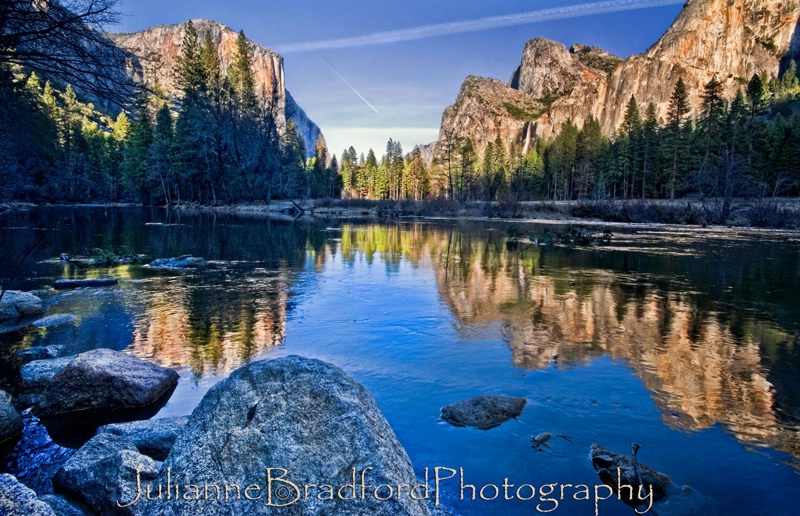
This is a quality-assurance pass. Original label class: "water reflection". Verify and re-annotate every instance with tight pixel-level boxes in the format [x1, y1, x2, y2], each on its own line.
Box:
[1, 208, 799, 471]
[321, 222, 800, 466]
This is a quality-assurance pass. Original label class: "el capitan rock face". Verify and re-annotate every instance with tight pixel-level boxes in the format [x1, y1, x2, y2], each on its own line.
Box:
[435, 0, 799, 154]
[110, 20, 324, 158]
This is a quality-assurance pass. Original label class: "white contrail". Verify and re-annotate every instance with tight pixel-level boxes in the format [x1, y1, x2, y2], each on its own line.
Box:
[274, 0, 684, 53]
[315, 53, 380, 114]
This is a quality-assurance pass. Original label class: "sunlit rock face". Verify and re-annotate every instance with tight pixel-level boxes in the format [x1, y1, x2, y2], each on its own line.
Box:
[110, 20, 324, 158]
[436, 76, 543, 158]
[435, 0, 799, 151]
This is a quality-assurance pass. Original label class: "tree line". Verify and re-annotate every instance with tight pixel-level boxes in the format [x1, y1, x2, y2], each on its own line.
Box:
[336, 63, 800, 212]
[2, 1, 799, 207]
[1, 19, 338, 204]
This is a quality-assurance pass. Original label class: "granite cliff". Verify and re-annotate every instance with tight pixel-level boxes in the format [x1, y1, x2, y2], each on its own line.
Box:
[111, 20, 324, 159]
[435, 0, 799, 158]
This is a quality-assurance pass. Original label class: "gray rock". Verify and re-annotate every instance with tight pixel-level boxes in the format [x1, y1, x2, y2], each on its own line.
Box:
[16, 346, 64, 365]
[590, 444, 672, 503]
[31, 314, 77, 328]
[0, 291, 46, 321]
[37, 495, 90, 516]
[53, 433, 158, 515]
[34, 349, 179, 421]
[0, 291, 47, 333]
[143, 356, 429, 516]
[19, 357, 75, 396]
[149, 255, 206, 268]
[53, 278, 118, 290]
[440, 395, 526, 429]
[97, 416, 188, 461]
[0, 390, 24, 455]
[0, 474, 56, 515]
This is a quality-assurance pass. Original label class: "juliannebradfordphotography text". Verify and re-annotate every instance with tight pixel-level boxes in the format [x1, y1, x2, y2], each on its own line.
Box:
[118, 466, 655, 514]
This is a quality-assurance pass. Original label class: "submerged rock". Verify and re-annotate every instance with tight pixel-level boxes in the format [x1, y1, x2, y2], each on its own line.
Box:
[52, 433, 158, 515]
[53, 278, 118, 290]
[1, 410, 75, 496]
[0, 390, 24, 456]
[0, 473, 56, 515]
[143, 356, 429, 515]
[440, 395, 527, 429]
[33, 349, 178, 446]
[149, 255, 206, 268]
[97, 416, 188, 461]
[31, 314, 77, 328]
[590, 444, 672, 503]
[16, 346, 64, 365]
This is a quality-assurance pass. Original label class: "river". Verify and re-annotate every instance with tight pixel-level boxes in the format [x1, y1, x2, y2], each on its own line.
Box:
[1, 206, 799, 514]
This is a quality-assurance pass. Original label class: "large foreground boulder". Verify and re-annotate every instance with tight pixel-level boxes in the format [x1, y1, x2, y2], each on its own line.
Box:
[0, 474, 56, 515]
[33, 349, 179, 446]
[143, 356, 430, 515]
[52, 433, 158, 515]
[97, 416, 188, 461]
[440, 395, 526, 429]
[0, 390, 24, 456]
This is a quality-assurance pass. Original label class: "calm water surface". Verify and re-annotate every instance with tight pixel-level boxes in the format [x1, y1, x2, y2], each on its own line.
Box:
[1, 207, 800, 515]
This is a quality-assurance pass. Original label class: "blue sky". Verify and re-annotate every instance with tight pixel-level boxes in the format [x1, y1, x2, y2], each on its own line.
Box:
[113, 1, 684, 159]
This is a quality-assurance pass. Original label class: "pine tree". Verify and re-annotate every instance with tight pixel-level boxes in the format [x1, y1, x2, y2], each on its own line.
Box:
[150, 103, 174, 204]
[229, 30, 257, 113]
[666, 78, 690, 200]
[746, 74, 767, 117]
[175, 21, 204, 98]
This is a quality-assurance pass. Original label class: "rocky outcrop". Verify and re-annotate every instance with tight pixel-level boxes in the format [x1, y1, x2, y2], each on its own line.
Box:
[97, 416, 188, 461]
[144, 356, 429, 515]
[509, 38, 610, 98]
[0, 474, 56, 516]
[440, 395, 526, 430]
[437, 76, 544, 158]
[52, 433, 159, 515]
[436, 0, 800, 151]
[286, 90, 326, 159]
[0, 390, 23, 456]
[110, 20, 324, 159]
[33, 349, 178, 444]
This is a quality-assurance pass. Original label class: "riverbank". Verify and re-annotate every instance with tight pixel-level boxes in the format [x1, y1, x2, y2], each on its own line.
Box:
[5, 198, 800, 230]
[178, 198, 800, 230]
